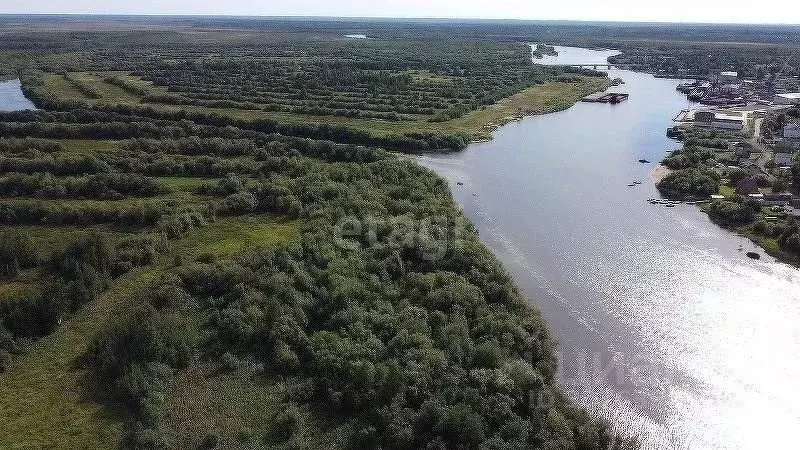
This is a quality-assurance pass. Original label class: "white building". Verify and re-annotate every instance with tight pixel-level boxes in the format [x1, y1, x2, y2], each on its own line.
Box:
[774, 93, 800, 105]
[693, 110, 744, 130]
[719, 71, 738, 83]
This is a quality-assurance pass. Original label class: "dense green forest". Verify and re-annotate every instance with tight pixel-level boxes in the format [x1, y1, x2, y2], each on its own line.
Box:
[3, 16, 799, 80]
[0, 18, 638, 449]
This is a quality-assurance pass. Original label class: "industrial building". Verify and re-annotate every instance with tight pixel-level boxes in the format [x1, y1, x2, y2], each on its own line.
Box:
[693, 110, 745, 130]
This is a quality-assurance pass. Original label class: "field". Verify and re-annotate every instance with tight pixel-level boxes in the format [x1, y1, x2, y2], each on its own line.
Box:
[39, 71, 608, 141]
[0, 18, 629, 449]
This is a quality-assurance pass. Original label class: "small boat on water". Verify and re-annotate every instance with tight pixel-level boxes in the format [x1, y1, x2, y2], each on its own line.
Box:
[665, 203, 675, 207]
[456, 181, 464, 186]
[746, 252, 760, 260]
[628, 183, 636, 187]
[638, 159, 650, 164]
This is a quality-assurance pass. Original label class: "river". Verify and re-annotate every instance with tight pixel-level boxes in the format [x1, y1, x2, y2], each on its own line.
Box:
[418, 46, 800, 449]
[0, 78, 36, 112]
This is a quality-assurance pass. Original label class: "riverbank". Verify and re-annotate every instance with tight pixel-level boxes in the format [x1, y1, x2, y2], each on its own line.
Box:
[421, 44, 800, 450]
[447, 76, 612, 140]
[654, 125, 800, 269]
[700, 205, 800, 268]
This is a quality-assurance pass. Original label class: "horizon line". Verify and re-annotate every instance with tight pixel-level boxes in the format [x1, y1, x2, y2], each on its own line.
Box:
[0, 13, 799, 27]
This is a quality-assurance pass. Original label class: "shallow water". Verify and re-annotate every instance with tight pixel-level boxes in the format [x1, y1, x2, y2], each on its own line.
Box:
[419, 46, 800, 449]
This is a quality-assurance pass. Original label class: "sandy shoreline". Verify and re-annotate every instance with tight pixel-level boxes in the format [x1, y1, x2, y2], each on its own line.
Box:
[650, 164, 672, 184]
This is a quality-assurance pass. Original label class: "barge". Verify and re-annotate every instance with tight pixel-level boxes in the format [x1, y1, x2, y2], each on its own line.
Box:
[580, 92, 630, 104]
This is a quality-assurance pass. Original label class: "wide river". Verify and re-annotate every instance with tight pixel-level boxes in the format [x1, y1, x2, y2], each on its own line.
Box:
[419, 46, 800, 449]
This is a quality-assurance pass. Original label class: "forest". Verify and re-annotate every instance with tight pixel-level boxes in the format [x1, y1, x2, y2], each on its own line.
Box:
[0, 19, 633, 450]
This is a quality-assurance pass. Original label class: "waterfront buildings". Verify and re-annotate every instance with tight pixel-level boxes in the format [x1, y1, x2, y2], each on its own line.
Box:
[693, 110, 745, 130]
[774, 93, 800, 105]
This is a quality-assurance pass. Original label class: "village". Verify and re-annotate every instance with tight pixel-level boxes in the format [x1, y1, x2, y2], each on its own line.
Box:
[669, 70, 800, 215]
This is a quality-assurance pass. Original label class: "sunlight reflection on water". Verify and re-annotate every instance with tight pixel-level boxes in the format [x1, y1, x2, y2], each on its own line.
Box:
[417, 45, 800, 449]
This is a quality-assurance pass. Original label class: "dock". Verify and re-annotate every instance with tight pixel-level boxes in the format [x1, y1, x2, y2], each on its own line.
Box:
[580, 92, 629, 104]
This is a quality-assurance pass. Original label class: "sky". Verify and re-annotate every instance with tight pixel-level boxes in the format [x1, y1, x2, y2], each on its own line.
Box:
[1, 0, 799, 24]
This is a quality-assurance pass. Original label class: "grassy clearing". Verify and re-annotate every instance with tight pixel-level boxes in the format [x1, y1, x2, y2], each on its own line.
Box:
[718, 184, 736, 197]
[0, 191, 198, 207]
[441, 77, 612, 139]
[0, 265, 152, 449]
[67, 73, 140, 103]
[0, 216, 299, 449]
[155, 176, 218, 191]
[737, 225, 800, 266]
[406, 69, 456, 84]
[184, 216, 300, 258]
[168, 365, 348, 449]
[0, 279, 39, 304]
[42, 73, 92, 102]
[42, 73, 140, 104]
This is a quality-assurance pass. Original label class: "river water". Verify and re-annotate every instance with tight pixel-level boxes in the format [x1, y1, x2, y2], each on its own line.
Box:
[418, 46, 800, 449]
[0, 78, 36, 112]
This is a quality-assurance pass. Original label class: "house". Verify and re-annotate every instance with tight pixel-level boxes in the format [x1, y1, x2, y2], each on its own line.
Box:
[774, 93, 800, 105]
[775, 151, 794, 166]
[735, 177, 760, 194]
[762, 193, 794, 206]
[780, 125, 800, 149]
[719, 71, 739, 83]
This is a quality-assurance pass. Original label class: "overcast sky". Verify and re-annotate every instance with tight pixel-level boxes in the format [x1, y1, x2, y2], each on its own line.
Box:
[1, 0, 799, 24]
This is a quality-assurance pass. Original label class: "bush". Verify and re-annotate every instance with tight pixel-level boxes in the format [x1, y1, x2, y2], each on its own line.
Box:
[0, 230, 38, 277]
[709, 200, 757, 225]
[217, 191, 258, 215]
[219, 352, 239, 372]
[271, 404, 300, 442]
[656, 168, 719, 199]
